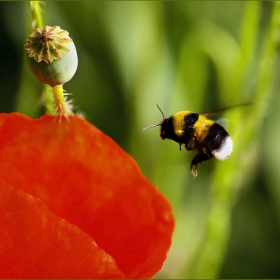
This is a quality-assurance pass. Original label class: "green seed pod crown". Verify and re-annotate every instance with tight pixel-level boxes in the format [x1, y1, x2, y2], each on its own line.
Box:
[24, 26, 78, 87]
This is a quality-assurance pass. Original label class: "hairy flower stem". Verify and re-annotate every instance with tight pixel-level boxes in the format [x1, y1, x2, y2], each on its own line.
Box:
[53, 85, 72, 116]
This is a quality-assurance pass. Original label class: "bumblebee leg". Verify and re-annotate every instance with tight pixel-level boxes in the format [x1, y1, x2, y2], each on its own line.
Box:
[190, 154, 200, 178]
[179, 143, 182, 151]
[190, 164, 198, 178]
[190, 152, 213, 178]
[185, 137, 196, 151]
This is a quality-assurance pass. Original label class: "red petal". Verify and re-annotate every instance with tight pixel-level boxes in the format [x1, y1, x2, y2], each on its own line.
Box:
[0, 113, 174, 278]
[0, 180, 125, 278]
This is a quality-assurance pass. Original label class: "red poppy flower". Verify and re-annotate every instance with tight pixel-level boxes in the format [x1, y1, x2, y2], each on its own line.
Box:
[0, 113, 174, 278]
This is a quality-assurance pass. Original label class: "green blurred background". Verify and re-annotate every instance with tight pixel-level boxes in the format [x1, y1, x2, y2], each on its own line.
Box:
[1, 1, 280, 278]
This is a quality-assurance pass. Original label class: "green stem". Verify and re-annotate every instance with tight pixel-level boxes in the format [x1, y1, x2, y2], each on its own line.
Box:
[15, 2, 46, 116]
[30, 1, 44, 29]
[53, 85, 72, 116]
[29, 1, 57, 115]
[22, 1, 59, 116]
[188, 2, 280, 278]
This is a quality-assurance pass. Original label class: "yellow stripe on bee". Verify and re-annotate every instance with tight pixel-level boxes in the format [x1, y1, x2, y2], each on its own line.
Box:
[194, 115, 214, 142]
[172, 111, 214, 141]
[172, 111, 192, 137]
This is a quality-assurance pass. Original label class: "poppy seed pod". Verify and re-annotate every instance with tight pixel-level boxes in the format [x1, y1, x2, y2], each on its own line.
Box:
[24, 26, 78, 87]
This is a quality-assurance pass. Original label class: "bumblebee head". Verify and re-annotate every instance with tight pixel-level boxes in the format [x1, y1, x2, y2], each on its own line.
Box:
[159, 117, 173, 140]
[141, 104, 166, 135]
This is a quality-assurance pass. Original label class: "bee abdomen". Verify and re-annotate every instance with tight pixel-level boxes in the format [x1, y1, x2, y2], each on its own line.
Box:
[203, 123, 233, 160]
[212, 135, 233, 160]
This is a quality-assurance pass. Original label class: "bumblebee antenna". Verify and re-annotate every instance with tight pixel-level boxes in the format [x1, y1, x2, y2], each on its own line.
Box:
[141, 104, 165, 132]
[156, 103, 165, 119]
[141, 123, 161, 131]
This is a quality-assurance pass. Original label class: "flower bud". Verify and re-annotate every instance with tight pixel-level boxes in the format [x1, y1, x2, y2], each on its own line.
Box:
[24, 26, 78, 87]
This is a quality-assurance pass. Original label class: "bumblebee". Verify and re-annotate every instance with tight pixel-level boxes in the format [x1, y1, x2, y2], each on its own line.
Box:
[142, 104, 237, 177]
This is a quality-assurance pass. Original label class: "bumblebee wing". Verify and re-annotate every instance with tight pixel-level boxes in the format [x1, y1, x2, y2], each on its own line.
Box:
[215, 118, 229, 130]
[201, 103, 251, 117]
